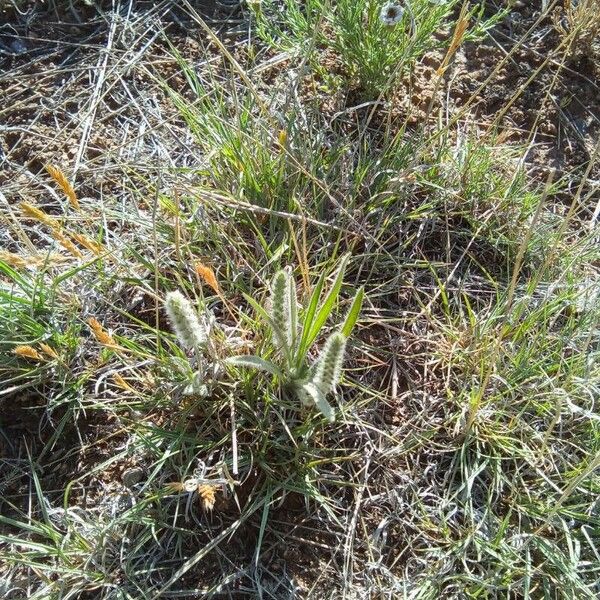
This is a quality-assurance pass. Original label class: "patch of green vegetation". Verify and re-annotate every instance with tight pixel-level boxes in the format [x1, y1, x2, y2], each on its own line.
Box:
[251, 0, 504, 97]
[1, 0, 599, 598]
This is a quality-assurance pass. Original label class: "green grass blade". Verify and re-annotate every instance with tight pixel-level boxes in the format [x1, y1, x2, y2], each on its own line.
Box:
[226, 355, 283, 377]
[340, 286, 364, 338]
[296, 270, 326, 364]
[305, 253, 350, 349]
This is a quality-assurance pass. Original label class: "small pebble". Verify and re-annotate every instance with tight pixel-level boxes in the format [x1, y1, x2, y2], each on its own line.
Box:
[122, 467, 144, 488]
[10, 39, 27, 54]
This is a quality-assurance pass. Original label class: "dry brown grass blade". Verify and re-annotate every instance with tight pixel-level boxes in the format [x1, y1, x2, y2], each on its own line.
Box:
[46, 164, 80, 210]
[437, 3, 470, 76]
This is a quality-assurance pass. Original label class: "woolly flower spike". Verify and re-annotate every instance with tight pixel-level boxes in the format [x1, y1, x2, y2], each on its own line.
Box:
[313, 332, 347, 394]
[165, 291, 208, 349]
[270, 269, 292, 354]
[380, 2, 404, 26]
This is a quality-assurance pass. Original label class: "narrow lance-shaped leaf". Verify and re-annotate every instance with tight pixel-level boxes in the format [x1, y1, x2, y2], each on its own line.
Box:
[341, 286, 364, 338]
[225, 355, 283, 377]
[298, 381, 335, 423]
[296, 269, 325, 366]
[305, 253, 350, 350]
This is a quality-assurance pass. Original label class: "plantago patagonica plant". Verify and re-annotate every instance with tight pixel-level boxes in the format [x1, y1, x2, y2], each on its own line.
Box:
[227, 255, 363, 422]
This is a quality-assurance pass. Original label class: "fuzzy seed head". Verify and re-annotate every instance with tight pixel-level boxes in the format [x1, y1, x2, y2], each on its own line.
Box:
[165, 291, 208, 349]
[13, 345, 43, 361]
[270, 270, 292, 353]
[313, 332, 347, 394]
[20, 202, 60, 230]
[87, 317, 117, 347]
[197, 484, 217, 511]
[46, 164, 79, 210]
[40, 343, 59, 359]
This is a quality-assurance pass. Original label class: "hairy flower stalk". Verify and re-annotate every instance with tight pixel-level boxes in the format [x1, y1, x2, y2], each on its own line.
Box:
[270, 269, 292, 356]
[165, 291, 208, 349]
[313, 332, 347, 394]
[298, 381, 335, 423]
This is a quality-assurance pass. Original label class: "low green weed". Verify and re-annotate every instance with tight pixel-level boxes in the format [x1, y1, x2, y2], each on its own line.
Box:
[227, 255, 363, 422]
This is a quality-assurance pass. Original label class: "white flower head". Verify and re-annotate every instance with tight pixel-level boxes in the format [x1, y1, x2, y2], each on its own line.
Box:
[380, 2, 404, 27]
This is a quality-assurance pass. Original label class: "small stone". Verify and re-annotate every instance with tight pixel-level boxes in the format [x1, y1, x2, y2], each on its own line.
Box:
[122, 467, 144, 488]
[10, 39, 27, 55]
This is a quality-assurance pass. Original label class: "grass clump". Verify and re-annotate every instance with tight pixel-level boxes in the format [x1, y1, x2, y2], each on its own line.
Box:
[251, 0, 503, 97]
[228, 256, 363, 422]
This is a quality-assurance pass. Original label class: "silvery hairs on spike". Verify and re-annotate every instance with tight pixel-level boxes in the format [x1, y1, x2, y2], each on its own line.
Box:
[165, 291, 208, 349]
[313, 332, 346, 394]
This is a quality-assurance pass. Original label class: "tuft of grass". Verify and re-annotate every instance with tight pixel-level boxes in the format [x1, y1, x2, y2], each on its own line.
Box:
[553, 0, 600, 60]
[251, 0, 505, 98]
